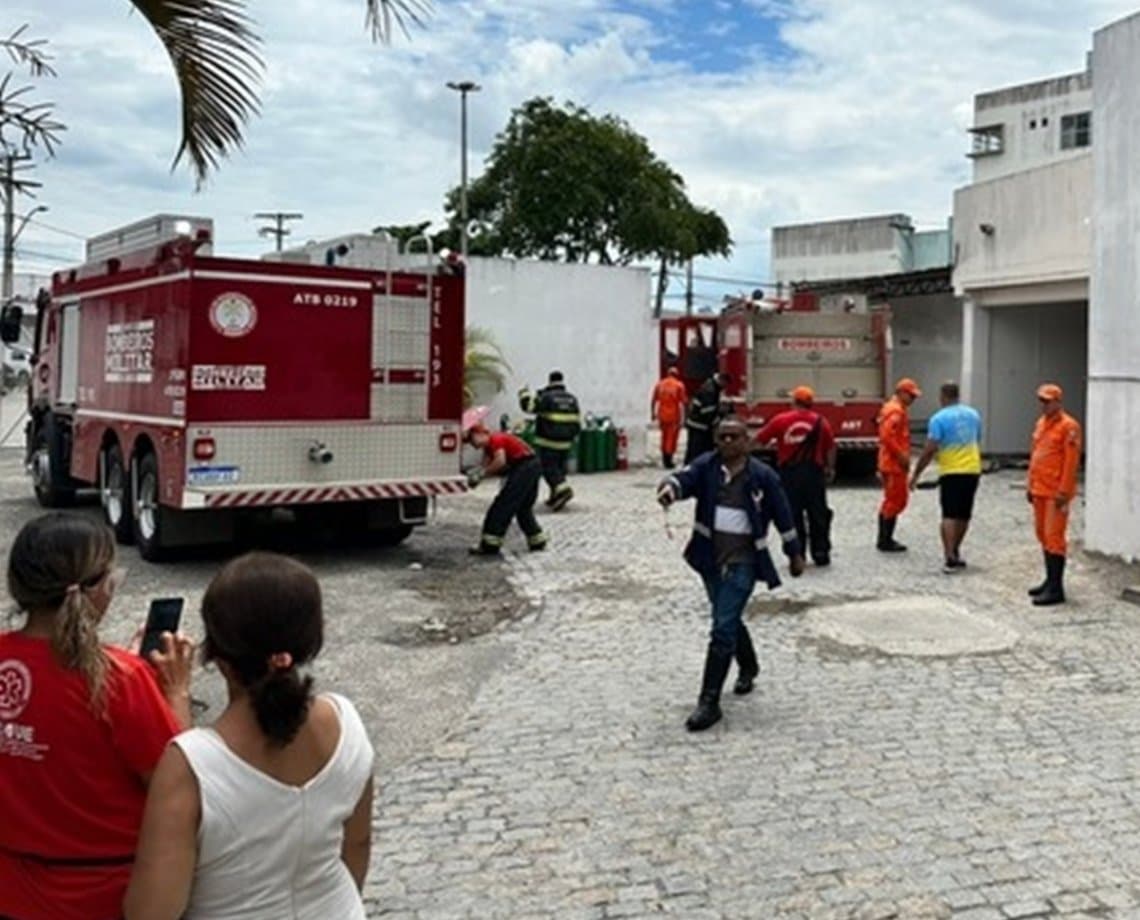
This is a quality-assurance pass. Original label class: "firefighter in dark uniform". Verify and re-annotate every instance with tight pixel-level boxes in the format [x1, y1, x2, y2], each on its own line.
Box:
[464, 424, 547, 555]
[683, 371, 731, 465]
[518, 370, 582, 511]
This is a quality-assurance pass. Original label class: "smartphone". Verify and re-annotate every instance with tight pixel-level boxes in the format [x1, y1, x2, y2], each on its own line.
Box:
[139, 597, 184, 659]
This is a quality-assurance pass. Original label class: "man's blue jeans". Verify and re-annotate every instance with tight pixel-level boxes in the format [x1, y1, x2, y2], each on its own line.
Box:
[701, 563, 758, 659]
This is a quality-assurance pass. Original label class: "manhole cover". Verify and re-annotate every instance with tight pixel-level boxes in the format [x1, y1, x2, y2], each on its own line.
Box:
[805, 596, 1018, 657]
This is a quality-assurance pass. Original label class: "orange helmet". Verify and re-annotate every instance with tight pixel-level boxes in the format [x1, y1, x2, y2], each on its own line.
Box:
[896, 378, 922, 398]
[1036, 383, 1063, 402]
[791, 385, 815, 405]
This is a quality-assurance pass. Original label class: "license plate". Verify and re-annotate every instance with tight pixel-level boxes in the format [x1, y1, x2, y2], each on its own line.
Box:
[187, 465, 241, 486]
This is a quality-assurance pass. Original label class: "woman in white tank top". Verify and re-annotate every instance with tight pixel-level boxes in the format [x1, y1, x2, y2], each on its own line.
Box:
[124, 553, 375, 920]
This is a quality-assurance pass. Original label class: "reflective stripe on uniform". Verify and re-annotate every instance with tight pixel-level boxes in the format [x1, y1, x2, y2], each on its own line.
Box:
[780, 529, 798, 543]
[754, 537, 768, 550]
[693, 521, 712, 538]
[687, 420, 710, 430]
[553, 482, 573, 496]
[528, 532, 548, 548]
[539, 412, 581, 424]
[534, 436, 574, 450]
[480, 533, 504, 546]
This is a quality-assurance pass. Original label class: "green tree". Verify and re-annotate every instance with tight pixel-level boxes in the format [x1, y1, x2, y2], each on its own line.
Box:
[439, 97, 731, 269]
[126, 0, 427, 186]
[464, 326, 510, 409]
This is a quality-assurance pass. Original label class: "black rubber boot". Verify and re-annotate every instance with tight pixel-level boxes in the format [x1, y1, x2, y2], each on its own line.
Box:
[1028, 551, 1050, 596]
[549, 487, 573, 512]
[663, 453, 674, 469]
[1032, 554, 1066, 606]
[733, 624, 759, 695]
[686, 647, 731, 731]
[877, 515, 907, 553]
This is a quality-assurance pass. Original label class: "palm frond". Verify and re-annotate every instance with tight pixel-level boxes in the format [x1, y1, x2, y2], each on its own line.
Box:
[365, 0, 433, 41]
[131, 0, 263, 188]
[464, 325, 511, 408]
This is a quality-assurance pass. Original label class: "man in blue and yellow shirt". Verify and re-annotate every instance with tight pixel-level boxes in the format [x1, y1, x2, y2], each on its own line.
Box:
[910, 382, 983, 572]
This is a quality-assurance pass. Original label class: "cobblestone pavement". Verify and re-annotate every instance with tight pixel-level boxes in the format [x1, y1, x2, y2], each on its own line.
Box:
[366, 464, 1140, 920]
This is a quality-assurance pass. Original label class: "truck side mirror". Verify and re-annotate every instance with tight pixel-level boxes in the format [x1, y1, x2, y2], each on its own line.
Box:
[0, 305, 22, 344]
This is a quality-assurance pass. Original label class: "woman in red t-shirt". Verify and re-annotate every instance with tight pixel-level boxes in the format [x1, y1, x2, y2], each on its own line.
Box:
[0, 513, 195, 920]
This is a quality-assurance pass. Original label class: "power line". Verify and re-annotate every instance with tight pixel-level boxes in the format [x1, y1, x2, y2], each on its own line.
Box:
[25, 217, 87, 241]
[14, 247, 74, 264]
[665, 269, 777, 287]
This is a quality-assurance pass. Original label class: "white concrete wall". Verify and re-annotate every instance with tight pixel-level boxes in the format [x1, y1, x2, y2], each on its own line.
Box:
[1087, 11, 1140, 560]
[463, 258, 656, 462]
[953, 154, 1091, 299]
[970, 72, 1092, 183]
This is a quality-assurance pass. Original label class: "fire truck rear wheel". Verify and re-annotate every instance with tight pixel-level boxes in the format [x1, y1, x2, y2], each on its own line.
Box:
[132, 451, 171, 561]
[101, 443, 135, 545]
[31, 416, 76, 509]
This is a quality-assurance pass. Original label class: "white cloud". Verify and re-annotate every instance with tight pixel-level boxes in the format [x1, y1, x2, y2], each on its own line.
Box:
[4, 0, 1137, 302]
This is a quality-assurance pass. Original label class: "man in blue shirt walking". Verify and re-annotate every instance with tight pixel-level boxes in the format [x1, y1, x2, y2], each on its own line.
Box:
[909, 382, 983, 572]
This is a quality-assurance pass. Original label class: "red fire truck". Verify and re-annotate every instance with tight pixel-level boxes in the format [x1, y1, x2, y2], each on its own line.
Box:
[0, 215, 468, 560]
[659, 291, 892, 458]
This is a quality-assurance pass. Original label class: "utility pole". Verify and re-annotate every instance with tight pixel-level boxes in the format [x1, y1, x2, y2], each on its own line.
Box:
[255, 211, 303, 252]
[2, 153, 36, 303]
[684, 258, 694, 316]
[446, 81, 481, 261]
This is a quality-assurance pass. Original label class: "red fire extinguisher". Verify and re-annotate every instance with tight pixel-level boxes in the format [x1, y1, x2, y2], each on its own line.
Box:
[616, 428, 629, 471]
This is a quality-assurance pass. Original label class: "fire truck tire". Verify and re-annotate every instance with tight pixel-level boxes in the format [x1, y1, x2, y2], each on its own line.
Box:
[132, 451, 173, 561]
[31, 416, 76, 508]
[101, 443, 135, 545]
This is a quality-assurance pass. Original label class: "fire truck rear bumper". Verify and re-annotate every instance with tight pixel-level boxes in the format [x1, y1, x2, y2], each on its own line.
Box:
[181, 477, 468, 509]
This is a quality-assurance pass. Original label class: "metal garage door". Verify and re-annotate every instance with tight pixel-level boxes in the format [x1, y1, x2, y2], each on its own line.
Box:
[986, 302, 1087, 454]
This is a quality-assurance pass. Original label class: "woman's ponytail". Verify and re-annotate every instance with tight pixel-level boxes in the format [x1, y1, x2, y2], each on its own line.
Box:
[52, 588, 110, 712]
[249, 667, 314, 746]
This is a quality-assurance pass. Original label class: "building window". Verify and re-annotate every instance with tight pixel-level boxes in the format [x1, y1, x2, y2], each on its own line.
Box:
[1061, 112, 1091, 149]
[968, 124, 1004, 158]
[1042, 116, 1049, 126]
[1029, 119, 1037, 129]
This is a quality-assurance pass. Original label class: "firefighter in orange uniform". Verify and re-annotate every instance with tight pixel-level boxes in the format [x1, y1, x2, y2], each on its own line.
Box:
[1027, 383, 1082, 606]
[651, 367, 688, 469]
[876, 378, 921, 552]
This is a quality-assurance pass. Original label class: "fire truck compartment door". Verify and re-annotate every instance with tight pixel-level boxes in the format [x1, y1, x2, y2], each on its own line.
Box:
[59, 303, 81, 404]
[749, 312, 883, 401]
[371, 289, 430, 421]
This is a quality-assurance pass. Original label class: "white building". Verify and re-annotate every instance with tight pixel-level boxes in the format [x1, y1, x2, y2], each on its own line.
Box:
[953, 65, 1092, 454]
[771, 214, 960, 426]
[1086, 12, 1140, 560]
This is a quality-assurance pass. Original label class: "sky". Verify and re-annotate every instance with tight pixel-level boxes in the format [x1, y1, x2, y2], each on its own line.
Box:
[5, 0, 1138, 309]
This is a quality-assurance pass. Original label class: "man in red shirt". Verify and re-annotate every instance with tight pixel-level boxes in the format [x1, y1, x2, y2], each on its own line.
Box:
[464, 424, 547, 555]
[754, 385, 837, 566]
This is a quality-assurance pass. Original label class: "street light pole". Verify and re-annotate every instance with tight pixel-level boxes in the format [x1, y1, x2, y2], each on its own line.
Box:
[446, 80, 481, 262]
